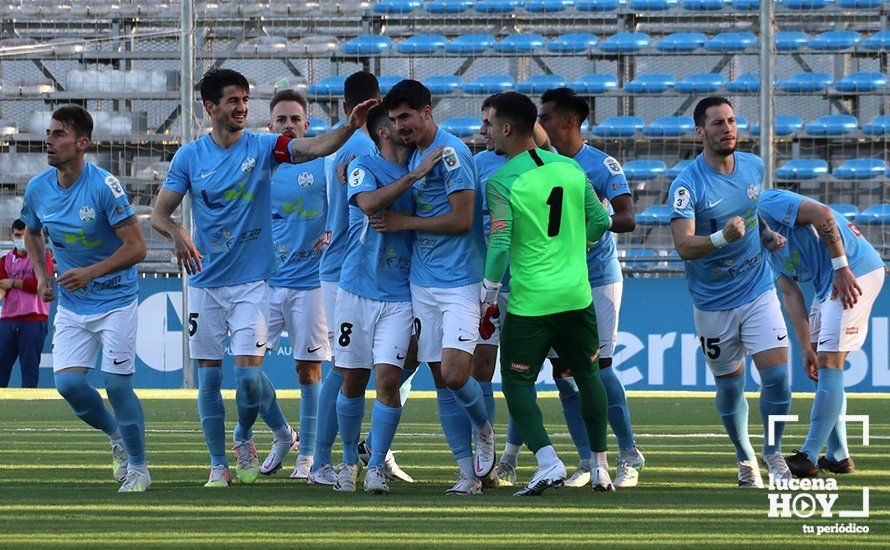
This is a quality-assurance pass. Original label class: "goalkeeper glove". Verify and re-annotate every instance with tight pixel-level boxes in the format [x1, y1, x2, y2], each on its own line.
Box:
[479, 303, 500, 340]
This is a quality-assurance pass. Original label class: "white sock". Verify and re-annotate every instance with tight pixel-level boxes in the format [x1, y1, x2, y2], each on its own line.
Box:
[129, 462, 149, 474]
[534, 445, 559, 469]
[457, 456, 474, 478]
[109, 430, 123, 444]
[502, 443, 521, 467]
[590, 451, 608, 471]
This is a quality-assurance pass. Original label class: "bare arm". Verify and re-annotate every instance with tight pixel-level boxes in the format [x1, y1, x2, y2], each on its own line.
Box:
[150, 187, 203, 274]
[533, 122, 551, 150]
[775, 274, 818, 381]
[354, 146, 444, 216]
[671, 216, 745, 261]
[796, 200, 861, 309]
[608, 194, 636, 233]
[57, 217, 147, 292]
[23, 227, 54, 301]
[371, 189, 475, 234]
[289, 98, 380, 164]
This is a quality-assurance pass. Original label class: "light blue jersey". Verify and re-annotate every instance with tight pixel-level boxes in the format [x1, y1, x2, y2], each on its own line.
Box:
[341, 154, 414, 302]
[319, 124, 377, 283]
[474, 149, 510, 291]
[269, 158, 327, 289]
[409, 128, 485, 288]
[163, 131, 286, 288]
[21, 163, 137, 314]
[669, 152, 773, 311]
[574, 144, 630, 288]
[758, 189, 884, 302]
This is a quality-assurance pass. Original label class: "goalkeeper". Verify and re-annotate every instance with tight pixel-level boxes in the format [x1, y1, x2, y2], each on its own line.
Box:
[479, 92, 613, 496]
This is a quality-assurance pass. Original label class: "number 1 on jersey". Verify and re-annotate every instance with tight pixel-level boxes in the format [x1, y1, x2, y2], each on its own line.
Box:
[546, 187, 564, 237]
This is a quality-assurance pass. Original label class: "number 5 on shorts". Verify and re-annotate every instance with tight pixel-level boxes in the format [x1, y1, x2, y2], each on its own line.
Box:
[699, 336, 720, 360]
[188, 313, 199, 337]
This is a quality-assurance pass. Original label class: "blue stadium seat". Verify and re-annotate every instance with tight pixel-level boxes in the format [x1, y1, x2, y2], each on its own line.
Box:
[517, 74, 570, 93]
[592, 116, 645, 137]
[776, 31, 809, 52]
[750, 115, 804, 136]
[804, 115, 859, 136]
[548, 33, 598, 53]
[682, 0, 728, 10]
[735, 115, 749, 131]
[304, 118, 329, 138]
[462, 75, 515, 94]
[778, 72, 833, 93]
[636, 205, 674, 226]
[829, 203, 859, 220]
[576, 0, 621, 10]
[628, 0, 679, 9]
[643, 116, 695, 136]
[599, 33, 651, 53]
[439, 117, 482, 137]
[862, 30, 890, 51]
[656, 32, 708, 52]
[726, 73, 760, 93]
[808, 30, 861, 51]
[425, 0, 472, 13]
[572, 73, 620, 94]
[625, 73, 676, 94]
[706, 32, 756, 52]
[377, 76, 404, 94]
[494, 34, 546, 53]
[666, 160, 693, 178]
[676, 73, 726, 93]
[341, 35, 392, 55]
[423, 75, 463, 95]
[731, 0, 760, 8]
[856, 204, 890, 225]
[834, 72, 888, 93]
[373, 0, 422, 14]
[623, 160, 667, 180]
[623, 249, 660, 270]
[307, 76, 345, 97]
[397, 34, 447, 54]
[775, 159, 829, 180]
[581, 120, 591, 134]
[473, 0, 519, 13]
[833, 158, 888, 180]
[863, 115, 890, 136]
[523, 0, 574, 12]
[781, 0, 827, 9]
[446, 34, 495, 55]
[838, 0, 883, 7]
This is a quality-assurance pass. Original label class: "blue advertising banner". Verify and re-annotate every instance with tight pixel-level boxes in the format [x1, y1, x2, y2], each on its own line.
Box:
[5, 276, 889, 392]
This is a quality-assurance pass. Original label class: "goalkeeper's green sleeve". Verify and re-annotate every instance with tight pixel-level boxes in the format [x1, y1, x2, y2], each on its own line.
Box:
[483, 176, 511, 283]
[585, 183, 611, 245]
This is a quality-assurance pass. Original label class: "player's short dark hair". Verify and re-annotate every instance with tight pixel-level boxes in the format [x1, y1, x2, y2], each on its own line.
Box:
[344, 71, 380, 109]
[540, 87, 589, 128]
[693, 96, 733, 127]
[366, 105, 391, 147]
[11, 219, 25, 232]
[51, 104, 93, 139]
[199, 68, 250, 105]
[488, 91, 537, 136]
[382, 79, 431, 112]
[481, 93, 501, 111]
[269, 89, 309, 115]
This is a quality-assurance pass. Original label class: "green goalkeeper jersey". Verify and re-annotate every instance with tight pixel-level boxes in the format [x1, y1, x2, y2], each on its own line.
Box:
[485, 148, 611, 316]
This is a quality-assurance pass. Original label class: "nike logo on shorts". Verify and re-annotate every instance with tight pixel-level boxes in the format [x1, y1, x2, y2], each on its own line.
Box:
[396, 354, 406, 360]
[307, 346, 322, 353]
[113, 359, 128, 365]
[458, 336, 473, 342]
[777, 334, 787, 341]
[819, 339, 830, 345]
[256, 342, 266, 348]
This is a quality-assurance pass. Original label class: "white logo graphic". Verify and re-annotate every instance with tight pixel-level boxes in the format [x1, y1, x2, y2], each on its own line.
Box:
[349, 167, 365, 188]
[708, 198, 724, 209]
[673, 187, 690, 210]
[747, 183, 761, 201]
[104, 175, 125, 198]
[200, 170, 216, 179]
[78, 205, 96, 224]
[603, 156, 623, 176]
[442, 146, 461, 172]
[298, 171, 314, 188]
[241, 156, 257, 174]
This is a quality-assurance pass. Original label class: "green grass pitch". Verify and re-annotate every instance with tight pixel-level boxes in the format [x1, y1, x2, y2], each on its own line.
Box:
[0, 390, 887, 548]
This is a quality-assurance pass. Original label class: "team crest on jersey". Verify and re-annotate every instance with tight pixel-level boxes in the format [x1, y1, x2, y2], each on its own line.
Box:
[603, 156, 623, 176]
[298, 171, 314, 188]
[673, 187, 690, 210]
[241, 156, 257, 174]
[104, 175, 125, 198]
[79, 205, 96, 224]
[747, 183, 761, 201]
[442, 147, 461, 172]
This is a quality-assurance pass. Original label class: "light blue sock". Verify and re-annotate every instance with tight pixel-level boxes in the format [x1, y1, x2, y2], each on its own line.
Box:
[336, 392, 365, 465]
[555, 377, 592, 462]
[715, 373, 756, 462]
[506, 385, 535, 446]
[102, 372, 146, 466]
[825, 393, 850, 462]
[436, 387, 472, 460]
[54, 371, 118, 436]
[311, 368, 343, 469]
[198, 367, 227, 467]
[451, 377, 489, 428]
[299, 381, 321, 456]
[758, 364, 791, 455]
[233, 367, 263, 442]
[368, 400, 403, 469]
[399, 368, 417, 406]
[478, 380, 495, 424]
[801, 369, 845, 462]
[258, 372, 288, 435]
[600, 366, 636, 450]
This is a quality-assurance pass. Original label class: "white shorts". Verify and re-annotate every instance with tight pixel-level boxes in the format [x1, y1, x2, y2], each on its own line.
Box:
[810, 267, 885, 353]
[333, 288, 413, 369]
[52, 300, 138, 374]
[546, 281, 622, 362]
[188, 280, 270, 360]
[693, 288, 789, 377]
[411, 283, 481, 362]
[267, 286, 331, 362]
[476, 292, 510, 347]
[321, 280, 339, 342]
